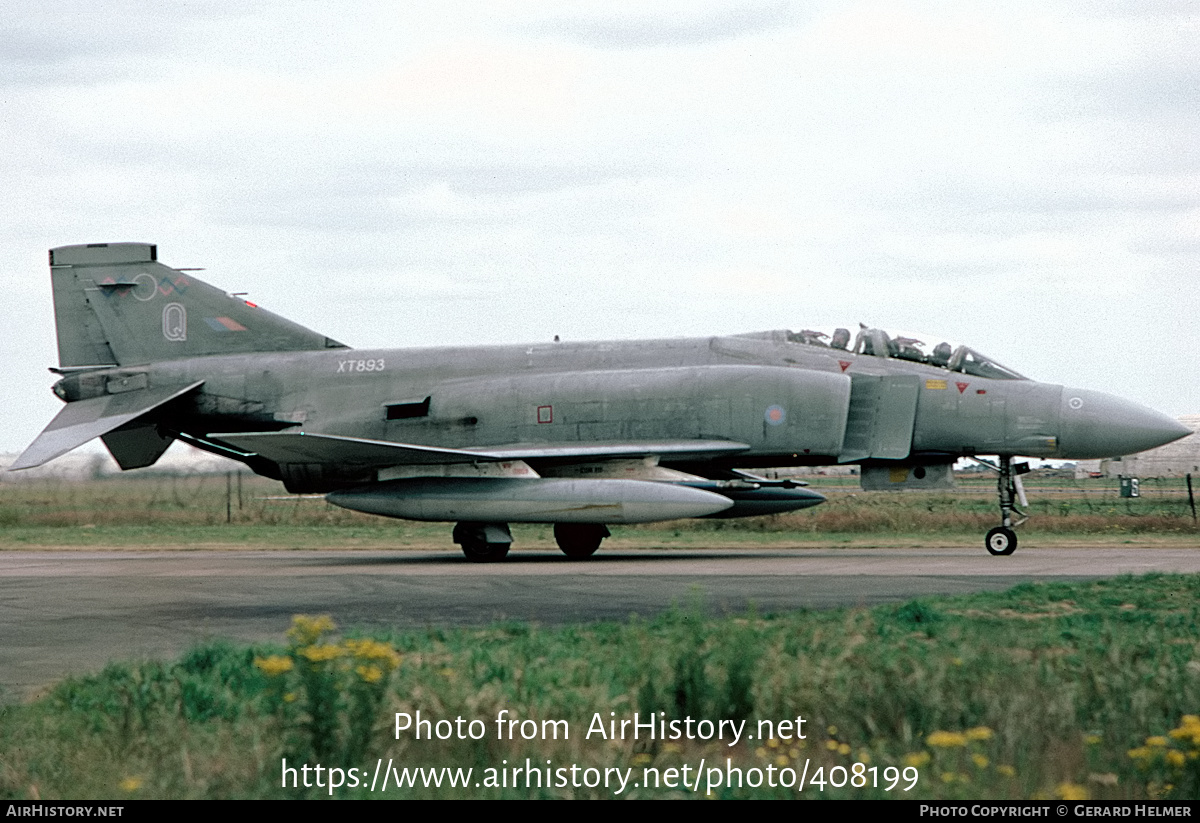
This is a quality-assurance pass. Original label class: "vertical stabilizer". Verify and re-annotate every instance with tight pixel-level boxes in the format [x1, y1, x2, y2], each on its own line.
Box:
[49, 243, 347, 367]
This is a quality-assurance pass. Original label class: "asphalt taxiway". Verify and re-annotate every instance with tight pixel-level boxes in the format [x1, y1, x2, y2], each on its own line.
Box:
[3, 546, 1199, 700]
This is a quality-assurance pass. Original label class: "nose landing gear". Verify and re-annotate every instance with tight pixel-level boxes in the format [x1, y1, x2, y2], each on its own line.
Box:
[974, 455, 1029, 556]
[985, 525, 1017, 556]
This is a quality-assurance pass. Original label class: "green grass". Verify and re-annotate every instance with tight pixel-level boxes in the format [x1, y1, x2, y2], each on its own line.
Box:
[3, 575, 1200, 799]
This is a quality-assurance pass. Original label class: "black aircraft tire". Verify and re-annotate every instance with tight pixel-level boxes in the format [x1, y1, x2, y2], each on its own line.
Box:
[554, 523, 608, 560]
[985, 526, 1017, 556]
[460, 539, 510, 563]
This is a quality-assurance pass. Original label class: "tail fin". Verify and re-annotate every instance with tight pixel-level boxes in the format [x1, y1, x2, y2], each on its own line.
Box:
[49, 242, 347, 367]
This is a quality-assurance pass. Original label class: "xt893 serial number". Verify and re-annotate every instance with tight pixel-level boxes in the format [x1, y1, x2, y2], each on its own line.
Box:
[337, 359, 386, 373]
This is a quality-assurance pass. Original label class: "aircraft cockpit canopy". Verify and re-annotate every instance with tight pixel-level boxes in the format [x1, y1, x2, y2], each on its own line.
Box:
[786, 326, 1026, 380]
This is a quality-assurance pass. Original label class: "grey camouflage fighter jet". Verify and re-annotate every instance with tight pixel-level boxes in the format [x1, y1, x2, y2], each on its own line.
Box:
[11, 243, 1191, 560]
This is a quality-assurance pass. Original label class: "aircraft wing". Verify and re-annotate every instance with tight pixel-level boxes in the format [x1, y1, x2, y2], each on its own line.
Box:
[209, 431, 750, 468]
[10, 381, 205, 470]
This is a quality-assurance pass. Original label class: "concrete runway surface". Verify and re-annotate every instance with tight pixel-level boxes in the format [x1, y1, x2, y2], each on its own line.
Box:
[3, 546, 1199, 701]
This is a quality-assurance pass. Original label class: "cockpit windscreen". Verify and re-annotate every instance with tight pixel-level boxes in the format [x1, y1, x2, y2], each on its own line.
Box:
[785, 326, 1026, 380]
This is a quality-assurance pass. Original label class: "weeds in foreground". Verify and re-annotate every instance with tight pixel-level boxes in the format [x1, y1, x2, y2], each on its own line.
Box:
[1127, 714, 1200, 799]
[254, 616, 402, 762]
[3, 575, 1200, 799]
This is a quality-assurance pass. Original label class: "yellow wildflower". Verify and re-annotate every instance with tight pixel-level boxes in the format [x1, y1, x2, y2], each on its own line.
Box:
[288, 614, 337, 646]
[997, 764, 1016, 778]
[344, 638, 402, 670]
[837, 743, 851, 756]
[119, 777, 143, 792]
[1167, 750, 1186, 768]
[1170, 718, 1200, 745]
[1056, 783, 1089, 800]
[254, 655, 294, 677]
[903, 752, 931, 768]
[972, 753, 989, 769]
[1128, 747, 1152, 762]
[965, 726, 993, 742]
[1146, 736, 1169, 748]
[1169, 723, 1200, 745]
[927, 730, 968, 748]
[301, 644, 343, 663]
[631, 753, 653, 767]
[356, 664, 384, 684]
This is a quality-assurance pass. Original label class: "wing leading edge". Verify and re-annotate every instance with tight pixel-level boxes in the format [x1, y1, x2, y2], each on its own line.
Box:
[209, 431, 751, 468]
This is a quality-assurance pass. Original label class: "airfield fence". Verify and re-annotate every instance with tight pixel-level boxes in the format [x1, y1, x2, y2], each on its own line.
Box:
[0, 469, 1196, 535]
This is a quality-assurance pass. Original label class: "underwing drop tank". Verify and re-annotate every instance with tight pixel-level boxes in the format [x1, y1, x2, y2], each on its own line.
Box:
[325, 477, 736, 524]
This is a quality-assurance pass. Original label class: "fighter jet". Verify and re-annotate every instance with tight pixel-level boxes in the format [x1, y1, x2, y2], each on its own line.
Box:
[11, 243, 1191, 560]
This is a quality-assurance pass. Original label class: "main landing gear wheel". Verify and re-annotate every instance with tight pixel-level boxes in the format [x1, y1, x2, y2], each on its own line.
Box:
[554, 523, 610, 560]
[453, 522, 512, 563]
[985, 526, 1017, 556]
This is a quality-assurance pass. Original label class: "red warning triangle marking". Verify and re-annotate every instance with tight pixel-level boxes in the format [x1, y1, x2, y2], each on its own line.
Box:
[838, 360, 851, 372]
[956, 382, 969, 394]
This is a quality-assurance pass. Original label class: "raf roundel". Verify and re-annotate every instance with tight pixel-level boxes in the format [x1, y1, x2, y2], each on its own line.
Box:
[765, 404, 787, 426]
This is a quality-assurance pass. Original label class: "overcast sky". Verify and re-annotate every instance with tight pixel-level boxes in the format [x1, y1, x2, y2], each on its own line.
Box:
[2, 1, 1197, 459]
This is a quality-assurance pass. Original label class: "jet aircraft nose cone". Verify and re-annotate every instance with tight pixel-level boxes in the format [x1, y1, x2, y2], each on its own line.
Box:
[1059, 388, 1191, 459]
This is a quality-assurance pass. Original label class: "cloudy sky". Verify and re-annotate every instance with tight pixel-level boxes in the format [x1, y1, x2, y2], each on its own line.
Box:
[2, 1, 1197, 459]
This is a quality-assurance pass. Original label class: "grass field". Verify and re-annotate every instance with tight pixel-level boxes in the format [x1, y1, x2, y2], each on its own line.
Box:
[2, 575, 1200, 799]
[2, 471, 1196, 550]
